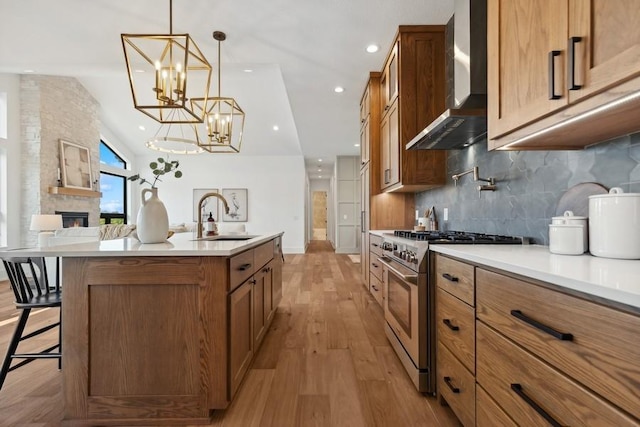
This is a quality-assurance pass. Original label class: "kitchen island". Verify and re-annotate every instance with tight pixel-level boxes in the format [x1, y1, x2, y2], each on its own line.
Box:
[3, 232, 284, 426]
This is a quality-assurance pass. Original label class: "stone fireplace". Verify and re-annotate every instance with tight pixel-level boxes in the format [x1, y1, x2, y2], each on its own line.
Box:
[20, 75, 100, 247]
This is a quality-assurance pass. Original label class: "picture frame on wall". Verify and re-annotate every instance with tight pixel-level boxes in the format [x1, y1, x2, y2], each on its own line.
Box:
[221, 188, 248, 222]
[59, 139, 93, 190]
[193, 188, 219, 222]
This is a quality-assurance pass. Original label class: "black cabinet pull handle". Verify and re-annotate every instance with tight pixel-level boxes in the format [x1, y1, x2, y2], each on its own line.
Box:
[371, 285, 378, 291]
[442, 273, 459, 282]
[372, 263, 378, 268]
[568, 36, 583, 90]
[510, 310, 573, 341]
[372, 243, 379, 247]
[238, 263, 252, 271]
[548, 50, 562, 100]
[250, 279, 257, 285]
[511, 383, 562, 427]
[442, 319, 460, 331]
[443, 376, 460, 394]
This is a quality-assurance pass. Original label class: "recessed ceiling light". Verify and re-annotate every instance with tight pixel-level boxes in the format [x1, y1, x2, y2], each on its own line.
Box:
[317, 168, 322, 172]
[366, 44, 379, 53]
[354, 143, 360, 147]
[134, 69, 145, 73]
[318, 158, 323, 162]
[319, 175, 322, 178]
[273, 125, 279, 131]
[244, 69, 253, 73]
[334, 86, 344, 93]
[138, 125, 146, 131]
[23, 69, 35, 73]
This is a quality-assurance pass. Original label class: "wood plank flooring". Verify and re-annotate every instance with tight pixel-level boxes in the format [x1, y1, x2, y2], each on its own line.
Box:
[0, 241, 461, 426]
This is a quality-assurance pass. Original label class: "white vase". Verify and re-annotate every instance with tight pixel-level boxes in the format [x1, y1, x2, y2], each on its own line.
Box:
[136, 188, 169, 243]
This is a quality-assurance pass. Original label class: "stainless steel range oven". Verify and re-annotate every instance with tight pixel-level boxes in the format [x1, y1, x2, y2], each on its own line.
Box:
[377, 230, 527, 394]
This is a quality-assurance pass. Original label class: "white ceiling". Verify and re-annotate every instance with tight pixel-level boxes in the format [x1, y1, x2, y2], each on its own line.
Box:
[0, 0, 454, 180]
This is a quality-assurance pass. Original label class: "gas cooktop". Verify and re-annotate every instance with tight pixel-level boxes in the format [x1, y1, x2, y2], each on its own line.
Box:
[392, 230, 528, 244]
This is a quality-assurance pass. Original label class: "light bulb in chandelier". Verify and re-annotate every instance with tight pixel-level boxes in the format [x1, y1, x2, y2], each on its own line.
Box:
[153, 60, 186, 105]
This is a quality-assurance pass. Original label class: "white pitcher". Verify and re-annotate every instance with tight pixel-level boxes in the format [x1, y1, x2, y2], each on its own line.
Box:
[136, 187, 169, 243]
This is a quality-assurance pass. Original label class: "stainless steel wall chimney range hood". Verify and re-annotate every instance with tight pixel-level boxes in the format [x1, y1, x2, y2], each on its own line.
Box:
[406, 0, 487, 150]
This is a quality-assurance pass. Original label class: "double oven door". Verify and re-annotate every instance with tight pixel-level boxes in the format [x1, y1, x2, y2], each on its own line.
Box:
[380, 256, 428, 369]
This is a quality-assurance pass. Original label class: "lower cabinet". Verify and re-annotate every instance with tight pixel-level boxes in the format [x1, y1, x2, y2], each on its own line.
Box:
[432, 252, 640, 426]
[253, 261, 274, 349]
[229, 279, 253, 398]
[228, 241, 280, 400]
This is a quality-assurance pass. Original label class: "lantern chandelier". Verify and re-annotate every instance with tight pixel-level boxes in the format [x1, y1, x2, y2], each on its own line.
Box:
[190, 31, 245, 153]
[121, 0, 212, 124]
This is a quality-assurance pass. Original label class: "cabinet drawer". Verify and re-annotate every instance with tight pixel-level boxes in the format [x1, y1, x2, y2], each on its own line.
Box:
[476, 322, 637, 426]
[369, 234, 383, 257]
[476, 385, 516, 427]
[435, 254, 474, 305]
[477, 268, 640, 418]
[254, 240, 274, 270]
[229, 249, 255, 292]
[436, 288, 475, 373]
[370, 257, 383, 281]
[369, 274, 383, 306]
[437, 342, 475, 427]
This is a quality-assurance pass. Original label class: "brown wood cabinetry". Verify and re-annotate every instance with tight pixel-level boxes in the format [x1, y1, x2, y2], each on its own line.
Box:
[432, 252, 640, 426]
[379, 26, 447, 193]
[434, 254, 476, 426]
[61, 237, 282, 425]
[476, 268, 640, 420]
[488, 0, 640, 150]
[368, 233, 384, 306]
[359, 71, 415, 282]
[229, 278, 253, 398]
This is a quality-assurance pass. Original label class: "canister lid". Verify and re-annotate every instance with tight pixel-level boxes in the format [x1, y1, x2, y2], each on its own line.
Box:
[551, 210, 587, 222]
[589, 187, 640, 198]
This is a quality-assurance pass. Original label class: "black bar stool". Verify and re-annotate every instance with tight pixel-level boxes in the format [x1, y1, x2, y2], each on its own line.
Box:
[0, 256, 62, 391]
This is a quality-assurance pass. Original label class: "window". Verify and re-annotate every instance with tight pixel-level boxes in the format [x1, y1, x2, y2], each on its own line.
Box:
[99, 141, 127, 224]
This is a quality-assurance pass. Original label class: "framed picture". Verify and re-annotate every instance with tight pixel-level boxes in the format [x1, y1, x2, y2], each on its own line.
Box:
[60, 139, 92, 190]
[221, 188, 248, 222]
[193, 188, 219, 222]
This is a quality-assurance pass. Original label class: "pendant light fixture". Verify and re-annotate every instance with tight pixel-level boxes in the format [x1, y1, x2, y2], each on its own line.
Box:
[145, 123, 205, 155]
[190, 31, 245, 153]
[121, 0, 212, 124]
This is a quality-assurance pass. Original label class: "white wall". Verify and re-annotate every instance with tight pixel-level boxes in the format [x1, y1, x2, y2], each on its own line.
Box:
[132, 153, 306, 254]
[0, 74, 22, 249]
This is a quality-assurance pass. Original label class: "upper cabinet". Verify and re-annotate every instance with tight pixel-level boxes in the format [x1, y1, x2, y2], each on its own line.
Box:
[379, 26, 447, 193]
[488, 0, 640, 150]
[360, 72, 381, 170]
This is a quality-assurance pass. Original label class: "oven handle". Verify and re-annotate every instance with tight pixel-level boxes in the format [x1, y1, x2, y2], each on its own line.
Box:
[377, 256, 418, 284]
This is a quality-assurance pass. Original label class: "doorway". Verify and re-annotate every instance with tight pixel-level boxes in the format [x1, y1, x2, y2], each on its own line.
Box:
[312, 191, 327, 240]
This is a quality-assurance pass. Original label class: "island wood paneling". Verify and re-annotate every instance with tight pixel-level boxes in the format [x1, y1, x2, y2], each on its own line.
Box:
[61, 256, 228, 425]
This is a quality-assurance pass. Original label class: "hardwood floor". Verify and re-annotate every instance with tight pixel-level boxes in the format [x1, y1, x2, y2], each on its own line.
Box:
[0, 241, 460, 426]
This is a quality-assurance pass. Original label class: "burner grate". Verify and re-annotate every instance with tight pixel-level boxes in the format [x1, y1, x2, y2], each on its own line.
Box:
[393, 230, 526, 244]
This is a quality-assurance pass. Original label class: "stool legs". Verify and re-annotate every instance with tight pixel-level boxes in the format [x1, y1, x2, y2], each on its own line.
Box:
[0, 309, 30, 390]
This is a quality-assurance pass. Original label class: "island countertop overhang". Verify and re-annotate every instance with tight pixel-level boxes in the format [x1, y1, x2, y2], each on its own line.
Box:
[1, 231, 284, 258]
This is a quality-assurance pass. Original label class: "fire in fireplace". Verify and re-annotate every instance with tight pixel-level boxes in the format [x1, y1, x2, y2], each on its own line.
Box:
[55, 211, 89, 228]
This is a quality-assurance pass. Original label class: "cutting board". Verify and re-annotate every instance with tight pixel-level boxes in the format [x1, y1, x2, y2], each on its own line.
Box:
[555, 182, 608, 217]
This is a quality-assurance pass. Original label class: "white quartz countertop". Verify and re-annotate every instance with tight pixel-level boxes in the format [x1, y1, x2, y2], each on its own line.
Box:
[429, 244, 640, 310]
[0, 232, 283, 258]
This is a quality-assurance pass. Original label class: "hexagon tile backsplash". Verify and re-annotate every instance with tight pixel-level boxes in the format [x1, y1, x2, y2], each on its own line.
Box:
[415, 133, 640, 245]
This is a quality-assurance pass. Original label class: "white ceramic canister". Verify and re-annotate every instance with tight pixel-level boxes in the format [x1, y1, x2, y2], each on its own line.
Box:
[550, 210, 588, 253]
[588, 187, 640, 259]
[549, 223, 586, 255]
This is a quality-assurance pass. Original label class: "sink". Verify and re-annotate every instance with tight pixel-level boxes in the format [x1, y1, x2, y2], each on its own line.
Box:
[192, 235, 258, 241]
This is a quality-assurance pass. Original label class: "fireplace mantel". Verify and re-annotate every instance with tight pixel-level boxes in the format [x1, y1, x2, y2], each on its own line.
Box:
[48, 186, 101, 198]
